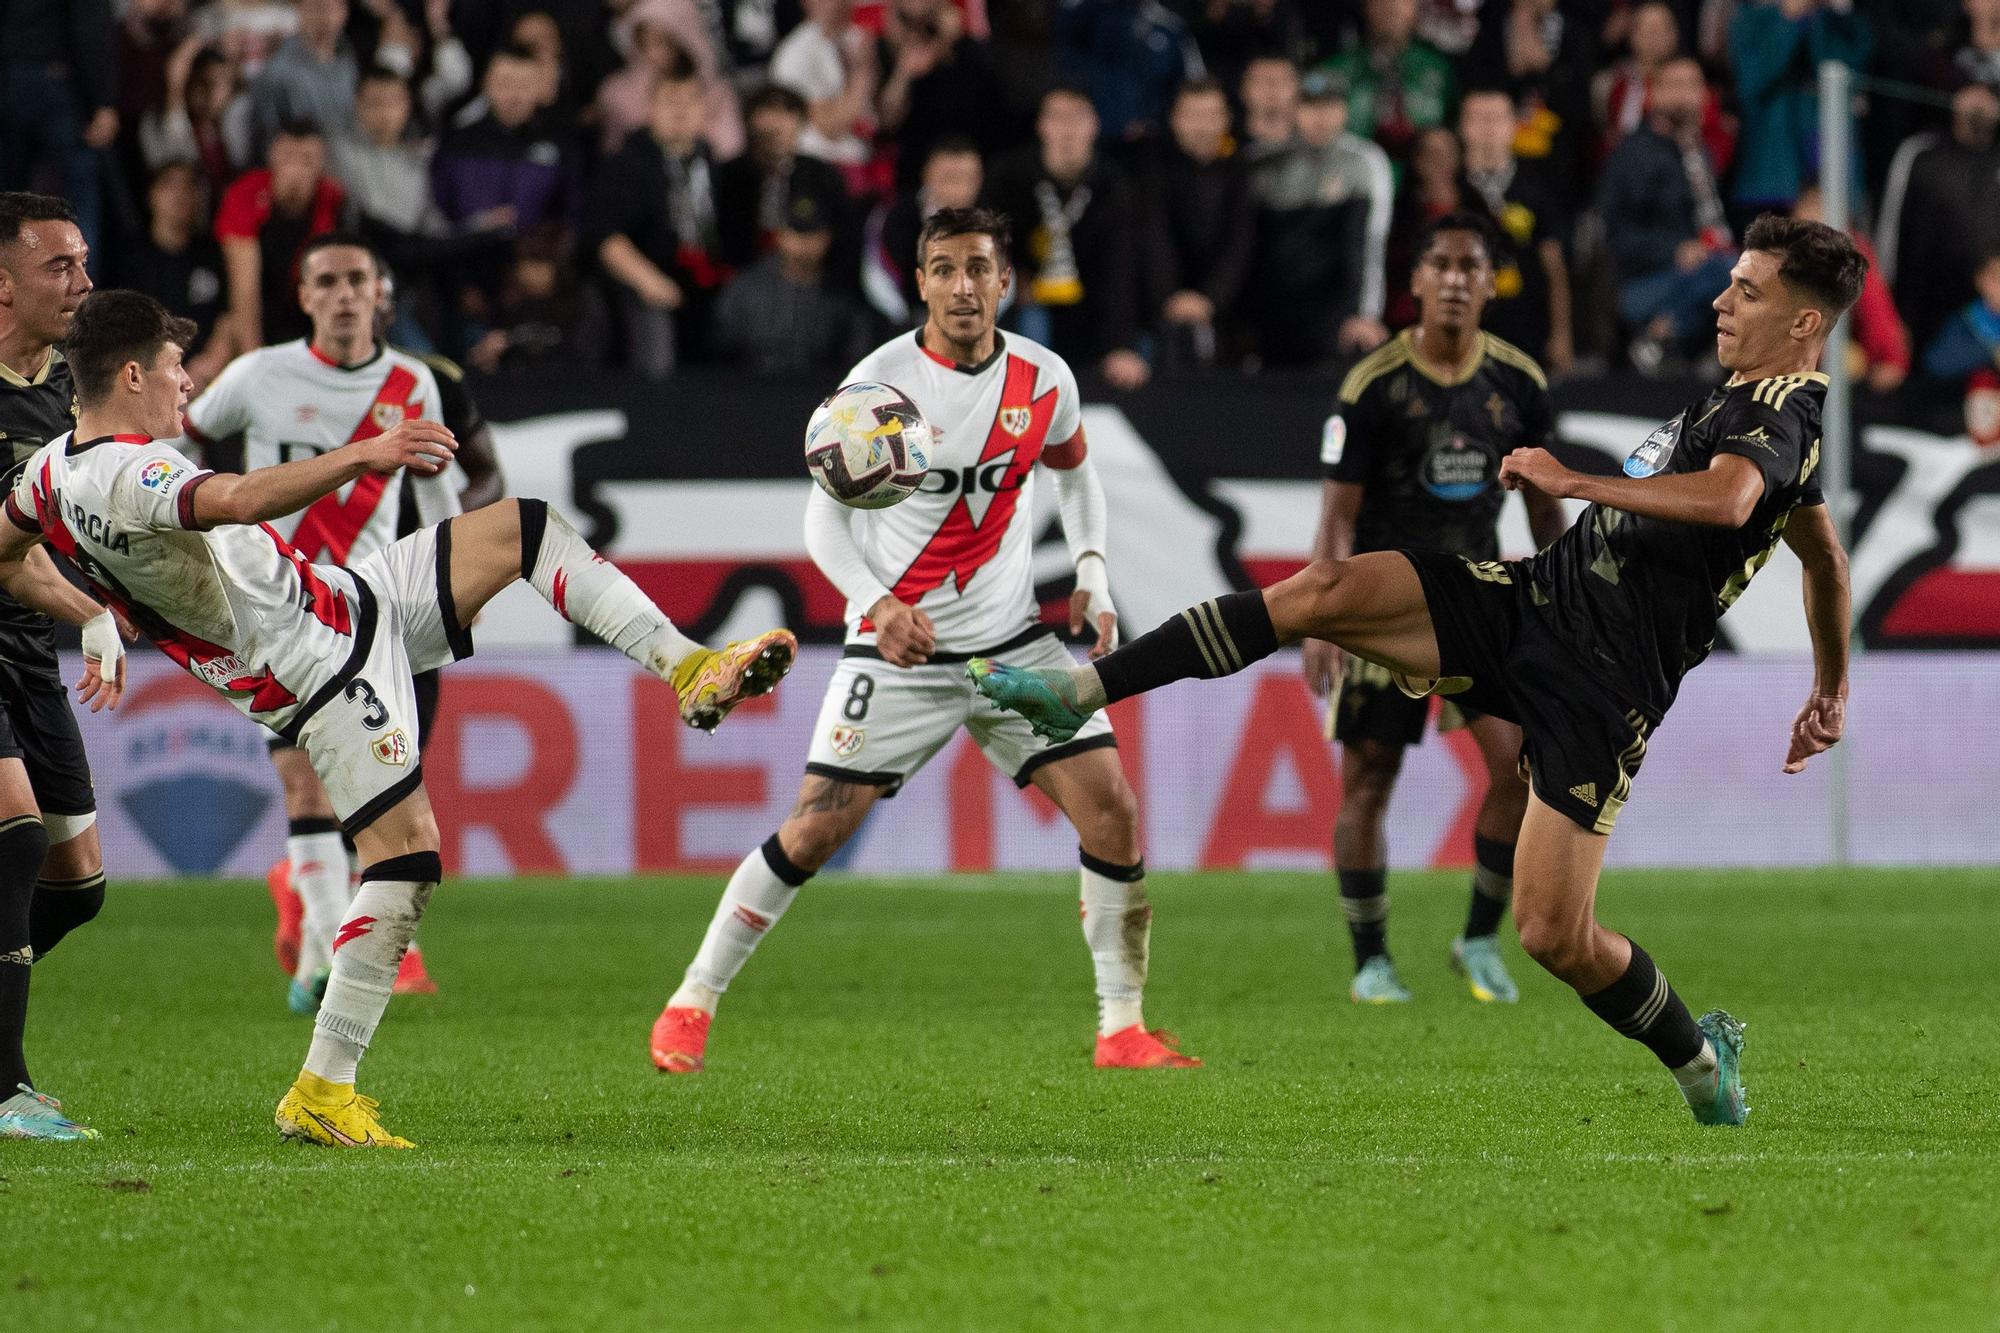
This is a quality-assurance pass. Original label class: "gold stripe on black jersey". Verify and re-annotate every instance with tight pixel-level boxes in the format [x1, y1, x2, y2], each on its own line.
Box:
[1337, 340, 1410, 405]
[1479, 333, 1549, 389]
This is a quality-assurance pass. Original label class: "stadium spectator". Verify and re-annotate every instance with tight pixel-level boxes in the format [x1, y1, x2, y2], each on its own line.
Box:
[1727, 0, 1872, 224]
[246, 0, 359, 155]
[364, 0, 476, 128]
[431, 45, 579, 238]
[587, 61, 728, 378]
[1599, 56, 1735, 373]
[1592, 1, 1735, 174]
[113, 160, 233, 385]
[1793, 184, 1907, 394]
[117, 0, 195, 150]
[1383, 122, 1460, 328]
[1469, 0, 1599, 182]
[469, 224, 575, 371]
[596, 0, 745, 161]
[770, 0, 877, 171]
[985, 84, 1148, 389]
[1188, 0, 1309, 100]
[1052, 0, 1206, 144]
[714, 190, 867, 372]
[0, 0, 118, 253]
[506, 10, 582, 122]
[1317, 0, 1455, 163]
[1879, 81, 2000, 354]
[334, 67, 450, 246]
[214, 118, 345, 349]
[1920, 249, 2000, 383]
[715, 85, 848, 270]
[139, 39, 252, 201]
[874, 0, 1007, 186]
[861, 135, 983, 329]
[1239, 54, 1301, 159]
[1140, 79, 1255, 368]
[1458, 85, 1573, 375]
[1244, 71, 1391, 365]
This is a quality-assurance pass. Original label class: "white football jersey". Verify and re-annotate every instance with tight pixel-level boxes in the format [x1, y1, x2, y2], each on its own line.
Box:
[825, 331, 1083, 653]
[177, 340, 459, 564]
[7, 432, 367, 731]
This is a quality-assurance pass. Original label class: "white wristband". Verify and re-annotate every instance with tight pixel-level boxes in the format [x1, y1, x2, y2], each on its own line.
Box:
[80, 610, 122, 667]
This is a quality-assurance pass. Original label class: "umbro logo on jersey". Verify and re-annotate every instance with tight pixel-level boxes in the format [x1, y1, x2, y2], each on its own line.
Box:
[998, 405, 1032, 437]
[296, 403, 318, 423]
[1569, 782, 1599, 806]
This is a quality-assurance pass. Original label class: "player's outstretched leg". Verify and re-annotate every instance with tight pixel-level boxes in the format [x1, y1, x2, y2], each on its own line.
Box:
[970, 555, 1441, 740]
[1513, 795, 1746, 1125]
[495, 500, 794, 730]
[1448, 716, 1530, 1004]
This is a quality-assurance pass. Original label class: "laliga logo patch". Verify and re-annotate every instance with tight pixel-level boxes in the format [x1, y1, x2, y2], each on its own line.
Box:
[138, 458, 185, 491]
[828, 725, 864, 760]
[999, 405, 1032, 438]
[1625, 418, 1682, 478]
[371, 729, 411, 767]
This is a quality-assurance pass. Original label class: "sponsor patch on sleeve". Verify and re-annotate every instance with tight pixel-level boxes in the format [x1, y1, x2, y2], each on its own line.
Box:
[1320, 414, 1346, 466]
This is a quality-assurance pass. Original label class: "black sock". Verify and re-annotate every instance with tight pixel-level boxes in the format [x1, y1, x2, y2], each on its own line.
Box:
[1337, 868, 1388, 968]
[1579, 940, 1705, 1069]
[1463, 834, 1514, 939]
[0, 814, 52, 1093]
[1094, 590, 1279, 706]
[29, 870, 105, 959]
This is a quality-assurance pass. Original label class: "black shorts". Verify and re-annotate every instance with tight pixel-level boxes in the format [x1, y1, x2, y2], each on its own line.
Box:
[0, 659, 96, 817]
[1331, 655, 1479, 748]
[268, 669, 442, 755]
[1400, 550, 1654, 834]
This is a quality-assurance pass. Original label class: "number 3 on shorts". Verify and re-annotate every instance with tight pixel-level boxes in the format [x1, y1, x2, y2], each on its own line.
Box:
[842, 674, 874, 722]
[346, 677, 390, 731]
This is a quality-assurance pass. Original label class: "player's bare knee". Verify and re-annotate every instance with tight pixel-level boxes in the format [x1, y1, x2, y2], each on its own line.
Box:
[1514, 909, 1587, 978]
[776, 813, 854, 874]
[1073, 781, 1141, 865]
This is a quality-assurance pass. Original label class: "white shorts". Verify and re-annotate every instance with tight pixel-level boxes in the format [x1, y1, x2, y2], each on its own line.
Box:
[803, 629, 1115, 795]
[279, 524, 474, 833]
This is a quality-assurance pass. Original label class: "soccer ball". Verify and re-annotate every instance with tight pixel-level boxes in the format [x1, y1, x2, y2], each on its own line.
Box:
[804, 381, 932, 509]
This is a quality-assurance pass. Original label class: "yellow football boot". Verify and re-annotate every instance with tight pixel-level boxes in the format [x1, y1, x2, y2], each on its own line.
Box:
[671, 629, 797, 732]
[275, 1071, 414, 1148]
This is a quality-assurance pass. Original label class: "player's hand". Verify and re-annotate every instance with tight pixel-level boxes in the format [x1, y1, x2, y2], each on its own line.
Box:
[1301, 637, 1344, 699]
[1337, 316, 1390, 353]
[1069, 553, 1118, 659]
[869, 594, 936, 667]
[1782, 691, 1845, 773]
[1101, 348, 1151, 391]
[1499, 447, 1576, 499]
[352, 419, 458, 476]
[77, 611, 126, 713]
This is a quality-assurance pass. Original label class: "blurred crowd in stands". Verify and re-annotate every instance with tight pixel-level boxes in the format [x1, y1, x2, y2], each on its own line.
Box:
[5, 0, 1998, 420]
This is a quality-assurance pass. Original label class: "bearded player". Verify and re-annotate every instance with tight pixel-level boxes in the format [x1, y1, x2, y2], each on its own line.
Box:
[1304, 212, 1568, 1006]
[650, 207, 1199, 1074]
[6, 288, 794, 1146]
[975, 215, 1862, 1125]
[175, 234, 483, 1014]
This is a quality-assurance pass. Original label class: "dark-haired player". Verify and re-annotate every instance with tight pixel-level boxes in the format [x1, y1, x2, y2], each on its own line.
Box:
[4, 288, 793, 1146]
[0, 193, 131, 1142]
[1306, 212, 1568, 1005]
[650, 207, 1201, 1076]
[975, 214, 1863, 1125]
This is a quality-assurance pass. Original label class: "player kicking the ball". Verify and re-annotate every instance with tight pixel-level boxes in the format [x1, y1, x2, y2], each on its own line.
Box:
[974, 214, 1862, 1125]
[0, 290, 795, 1147]
[651, 207, 1199, 1074]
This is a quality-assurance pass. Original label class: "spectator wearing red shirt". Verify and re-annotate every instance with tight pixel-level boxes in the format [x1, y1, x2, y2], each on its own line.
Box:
[1592, 1, 1735, 175]
[214, 118, 346, 350]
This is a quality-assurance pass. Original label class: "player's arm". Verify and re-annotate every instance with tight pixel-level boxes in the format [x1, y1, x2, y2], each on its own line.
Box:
[1043, 429, 1117, 658]
[190, 419, 457, 529]
[802, 485, 934, 667]
[1780, 500, 1850, 774]
[0, 516, 125, 711]
[1500, 449, 1765, 528]
[426, 355, 506, 510]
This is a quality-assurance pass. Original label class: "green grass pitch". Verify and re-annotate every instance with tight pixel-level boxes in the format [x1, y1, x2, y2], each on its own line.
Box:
[7, 868, 1999, 1331]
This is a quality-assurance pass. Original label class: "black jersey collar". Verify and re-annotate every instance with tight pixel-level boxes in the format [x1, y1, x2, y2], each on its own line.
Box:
[68, 433, 153, 455]
[914, 329, 1007, 376]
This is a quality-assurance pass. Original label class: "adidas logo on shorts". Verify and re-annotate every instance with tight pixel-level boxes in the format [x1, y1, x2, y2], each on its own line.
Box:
[1569, 782, 1599, 807]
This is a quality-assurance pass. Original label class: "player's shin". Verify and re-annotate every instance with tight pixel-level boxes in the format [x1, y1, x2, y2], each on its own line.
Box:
[0, 815, 50, 1092]
[1337, 869, 1389, 967]
[1463, 835, 1514, 939]
[670, 836, 811, 1012]
[519, 499, 702, 675]
[288, 818, 352, 984]
[1089, 591, 1281, 708]
[1578, 939, 1715, 1092]
[1079, 852, 1149, 1035]
[302, 852, 440, 1085]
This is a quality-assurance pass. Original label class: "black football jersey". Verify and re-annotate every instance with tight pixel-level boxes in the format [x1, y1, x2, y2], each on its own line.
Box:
[1527, 371, 1827, 720]
[1321, 330, 1554, 560]
[0, 352, 78, 675]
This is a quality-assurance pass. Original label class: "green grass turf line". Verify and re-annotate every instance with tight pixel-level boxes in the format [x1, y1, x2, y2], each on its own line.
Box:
[5, 870, 1998, 1331]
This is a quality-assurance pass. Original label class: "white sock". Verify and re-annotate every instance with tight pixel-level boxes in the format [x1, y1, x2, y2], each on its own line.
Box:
[670, 836, 810, 1011]
[1080, 856, 1150, 1035]
[303, 856, 438, 1084]
[1069, 665, 1108, 711]
[1672, 1038, 1720, 1101]
[289, 829, 351, 984]
[525, 503, 701, 671]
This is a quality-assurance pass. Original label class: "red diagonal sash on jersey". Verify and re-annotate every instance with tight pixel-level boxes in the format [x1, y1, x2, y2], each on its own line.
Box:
[887, 355, 1060, 606]
[288, 364, 422, 563]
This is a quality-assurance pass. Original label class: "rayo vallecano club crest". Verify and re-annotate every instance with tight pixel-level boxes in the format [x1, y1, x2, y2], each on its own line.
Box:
[999, 405, 1031, 438]
[371, 729, 411, 766]
[371, 400, 412, 431]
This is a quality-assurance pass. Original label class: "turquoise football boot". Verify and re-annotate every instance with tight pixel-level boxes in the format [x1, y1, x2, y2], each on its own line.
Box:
[1688, 1010, 1749, 1126]
[1450, 935, 1520, 1003]
[0, 1084, 100, 1141]
[966, 659, 1093, 743]
[1349, 956, 1413, 1004]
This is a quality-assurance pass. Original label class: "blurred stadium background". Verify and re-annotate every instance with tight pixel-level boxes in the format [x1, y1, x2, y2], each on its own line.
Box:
[18, 0, 1999, 878]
